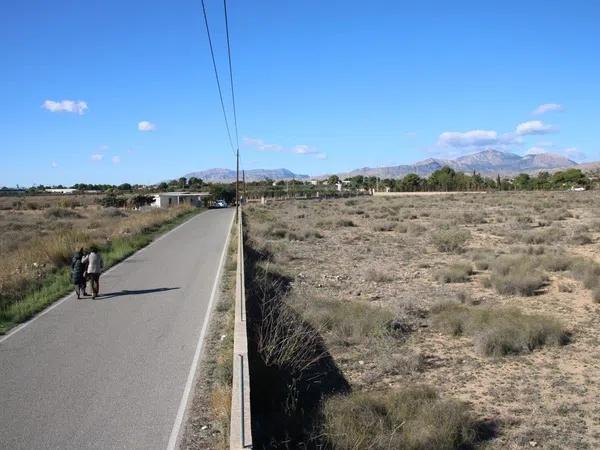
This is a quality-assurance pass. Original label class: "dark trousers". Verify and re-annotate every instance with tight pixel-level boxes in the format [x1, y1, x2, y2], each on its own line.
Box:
[89, 273, 101, 297]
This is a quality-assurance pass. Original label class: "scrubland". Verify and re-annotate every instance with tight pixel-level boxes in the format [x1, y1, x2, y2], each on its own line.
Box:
[244, 191, 600, 449]
[0, 195, 196, 332]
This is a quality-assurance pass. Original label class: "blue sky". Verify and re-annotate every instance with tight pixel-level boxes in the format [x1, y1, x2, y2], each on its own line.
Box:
[2, 0, 599, 186]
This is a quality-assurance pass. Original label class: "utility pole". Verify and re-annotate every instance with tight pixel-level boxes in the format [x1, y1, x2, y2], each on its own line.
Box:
[243, 169, 246, 203]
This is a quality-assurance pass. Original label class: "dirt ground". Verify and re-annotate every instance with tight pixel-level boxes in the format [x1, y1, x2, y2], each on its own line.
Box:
[246, 191, 600, 449]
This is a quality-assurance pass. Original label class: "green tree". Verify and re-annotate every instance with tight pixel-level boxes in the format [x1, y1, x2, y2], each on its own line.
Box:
[327, 175, 341, 185]
[428, 166, 456, 191]
[513, 173, 531, 190]
[129, 194, 155, 208]
[401, 173, 422, 191]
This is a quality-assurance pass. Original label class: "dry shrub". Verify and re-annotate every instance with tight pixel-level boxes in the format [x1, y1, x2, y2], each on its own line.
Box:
[432, 303, 568, 356]
[301, 298, 394, 344]
[470, 249, 495, 270]
[490, 255, 547, 296]
[44, 208, 82, 219]
[373, 222, 396, 232]
[336, 219, 356, 227]
[365, 268, 393, 283]
[436, 261, 473, 283]
[539, 253, 573, 272]
[323, 386, 477, 450]
[570, 258, 600, 290]
[431, 228, 470, 253]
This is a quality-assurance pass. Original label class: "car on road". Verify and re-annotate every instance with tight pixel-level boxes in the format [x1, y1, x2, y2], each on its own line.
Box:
[213, 199, 228, 208]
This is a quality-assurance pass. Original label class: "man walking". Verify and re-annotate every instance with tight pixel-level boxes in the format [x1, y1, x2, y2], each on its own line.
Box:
[83, 245, 103, 299]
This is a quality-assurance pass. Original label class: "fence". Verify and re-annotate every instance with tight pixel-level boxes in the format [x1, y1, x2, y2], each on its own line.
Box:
[229, 207, 252, 449]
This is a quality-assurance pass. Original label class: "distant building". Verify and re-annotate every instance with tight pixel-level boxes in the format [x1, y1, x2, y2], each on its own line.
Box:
[45, 188, 77, 194]
[151, 192, 210, 208]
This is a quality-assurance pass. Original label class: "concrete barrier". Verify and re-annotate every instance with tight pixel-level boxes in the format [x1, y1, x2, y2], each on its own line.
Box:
[230, 207, 253, 449]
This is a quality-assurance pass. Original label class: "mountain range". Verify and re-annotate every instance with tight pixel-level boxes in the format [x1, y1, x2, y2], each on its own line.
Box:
[185, 168, 309, 183]
[338, 150, 579, 179]
[186, 150, 590, 182]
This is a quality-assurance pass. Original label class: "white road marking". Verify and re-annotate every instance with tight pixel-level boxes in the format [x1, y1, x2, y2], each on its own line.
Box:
[166, 210, 235, 450]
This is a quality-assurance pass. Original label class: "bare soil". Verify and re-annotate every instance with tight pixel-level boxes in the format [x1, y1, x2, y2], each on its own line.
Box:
[246, 191, 600, 449]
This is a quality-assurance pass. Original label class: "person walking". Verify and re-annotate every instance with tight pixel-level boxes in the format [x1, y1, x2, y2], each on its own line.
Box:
[80, 247, 90, 296]
[83, 245, 103, 299]
[71, 250, 86, 299]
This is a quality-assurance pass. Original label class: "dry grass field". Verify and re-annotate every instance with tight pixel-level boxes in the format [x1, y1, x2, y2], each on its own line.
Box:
[245, 191, 600, 449]
[0, 195, 195, 332]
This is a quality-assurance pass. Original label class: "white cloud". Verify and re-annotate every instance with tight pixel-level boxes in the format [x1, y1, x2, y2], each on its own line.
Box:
[292, 145, 318, 155]
[112, 156, 121, 164]
[533, 103, 563, 115]
[42, 100, 88, 115]
[516, 120, 557, 135]
[243, 137, 324, 159]
[138, 121, 156, 131]
[91, 154, 104, 161]
[437, 130, 520, 148]
[51, 161, 59, 168]
[242, 137, 283, 152]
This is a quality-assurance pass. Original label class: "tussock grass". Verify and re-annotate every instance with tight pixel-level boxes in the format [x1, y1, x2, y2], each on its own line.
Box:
[365, 268, 393, 283]
[436, 261, 474, 283]
[490, 255, 547, 296]
[323, 386, 478, 450]
[431, 228, 470, 253]
[432, 303, 568, 356]
[300, 298, 394, 344]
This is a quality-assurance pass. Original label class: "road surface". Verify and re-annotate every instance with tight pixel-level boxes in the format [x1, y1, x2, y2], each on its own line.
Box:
[0, 208, 235, 450]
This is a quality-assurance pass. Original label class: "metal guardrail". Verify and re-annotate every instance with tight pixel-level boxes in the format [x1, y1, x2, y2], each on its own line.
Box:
[230, 207, 252, 449]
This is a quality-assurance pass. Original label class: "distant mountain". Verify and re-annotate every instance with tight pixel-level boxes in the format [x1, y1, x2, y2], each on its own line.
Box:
[185, 168, 309, 183]
[337, 150, 578, 179]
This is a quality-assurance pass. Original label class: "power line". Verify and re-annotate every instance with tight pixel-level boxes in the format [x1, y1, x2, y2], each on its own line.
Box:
[223, 0, 239, 150]
[200, 0, 236, 157]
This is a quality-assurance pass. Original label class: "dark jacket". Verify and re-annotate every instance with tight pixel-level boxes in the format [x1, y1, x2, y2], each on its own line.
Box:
[71, 254, 84, 285]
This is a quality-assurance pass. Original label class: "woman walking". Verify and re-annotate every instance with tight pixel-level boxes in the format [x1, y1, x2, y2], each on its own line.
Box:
[83, 245, 103, 299]
[71, 249, 86, 299]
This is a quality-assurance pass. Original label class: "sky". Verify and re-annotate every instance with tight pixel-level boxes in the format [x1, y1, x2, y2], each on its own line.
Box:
[2, 0, 599, 186]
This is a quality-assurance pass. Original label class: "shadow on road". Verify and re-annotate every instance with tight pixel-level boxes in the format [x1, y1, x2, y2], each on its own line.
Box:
[96, 287, 180, 300]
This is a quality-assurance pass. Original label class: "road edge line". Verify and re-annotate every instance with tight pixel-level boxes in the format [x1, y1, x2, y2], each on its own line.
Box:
[0, 210, 203, 345]
[166, 209, 236, 450]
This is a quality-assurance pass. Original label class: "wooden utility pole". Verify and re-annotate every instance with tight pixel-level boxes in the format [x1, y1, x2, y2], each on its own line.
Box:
[236, 149, 239, 216]
[243, 170, 246, 203]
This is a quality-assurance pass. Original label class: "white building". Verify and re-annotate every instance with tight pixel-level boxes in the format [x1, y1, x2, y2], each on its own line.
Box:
[151, 192, 210, 208]
[45, 188, 77, 194]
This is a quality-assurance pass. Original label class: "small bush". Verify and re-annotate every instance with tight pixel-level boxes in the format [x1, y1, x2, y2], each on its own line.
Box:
[437, 262, 473, 283]
[323, 386, 477, 450]
[570, 232, 593, 245]
[301, 298, 394, 344]
[431, 228, 471, 253]
[44, 208, 82, 219]
[373, 222, 396, 232]
[539, 253, 573, 272]
[432, 303, 568, 356]
[336, 219, 356, 227]
[490, 255, 547, 296]
[365, 269, 393, 283]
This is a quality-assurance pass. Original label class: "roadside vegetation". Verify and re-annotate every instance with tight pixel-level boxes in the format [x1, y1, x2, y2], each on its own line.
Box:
[0, 195, 201, 333]
[244, 190, 600, 449]
[181, 221, 237, 449]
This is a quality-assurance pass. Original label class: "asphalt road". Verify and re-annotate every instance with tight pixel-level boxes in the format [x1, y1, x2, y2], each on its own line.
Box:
[0, 208, 235, 450]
